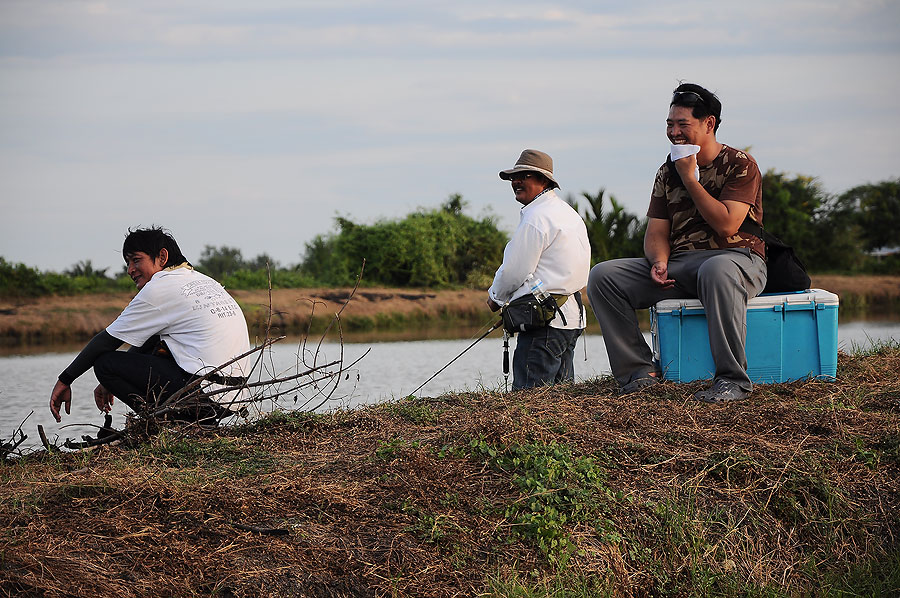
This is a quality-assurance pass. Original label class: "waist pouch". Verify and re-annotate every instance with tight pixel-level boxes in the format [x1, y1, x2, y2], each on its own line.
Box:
[501, 291, 580, 333]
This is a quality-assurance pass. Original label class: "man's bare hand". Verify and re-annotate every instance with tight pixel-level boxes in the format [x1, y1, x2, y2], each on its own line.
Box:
[673, 154, 698, 183]
[650, 261, 675, 289]
[94, 384, 114, 413]
[487, 298, 501, 312]
[50, 380, 72, 423]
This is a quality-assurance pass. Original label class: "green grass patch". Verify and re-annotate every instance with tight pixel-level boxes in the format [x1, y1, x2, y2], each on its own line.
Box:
[849, 336, 900, 356]
[143, 433, 276, 478]
[380, 396, 442, 424]
[234, 409, 327, 434]
[483, 567, 615, 598]
[803, 548, 900, 597]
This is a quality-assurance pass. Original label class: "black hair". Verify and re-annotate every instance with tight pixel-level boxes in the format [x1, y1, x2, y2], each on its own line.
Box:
[122, 226, 189, 268]
[532, 172, 557, 190]
[670, 82, 723, 133]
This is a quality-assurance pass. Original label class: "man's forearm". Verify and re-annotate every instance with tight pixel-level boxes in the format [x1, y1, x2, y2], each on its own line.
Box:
[682, 179, 748, 237]
[644, 218, 672, 265]
[645, 243, 670, 266]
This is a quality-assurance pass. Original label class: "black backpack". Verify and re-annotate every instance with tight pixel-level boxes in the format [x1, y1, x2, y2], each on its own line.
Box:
[738, 219, 811, 293]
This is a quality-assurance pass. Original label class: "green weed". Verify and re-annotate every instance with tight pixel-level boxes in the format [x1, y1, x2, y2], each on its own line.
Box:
[766, 470, 851, 527]
[373, 437, 421, 462]
[469, 438, 609, 566]
[402, 500, 466, 544]
[851, 437, 881, 469]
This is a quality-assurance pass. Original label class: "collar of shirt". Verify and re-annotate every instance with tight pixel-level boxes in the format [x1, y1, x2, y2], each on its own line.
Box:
[521, 188, 556, 215]
[164, 262, 193, 272]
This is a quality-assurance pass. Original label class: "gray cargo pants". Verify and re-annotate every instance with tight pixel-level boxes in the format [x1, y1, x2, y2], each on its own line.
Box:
[587, 248, 767, 391]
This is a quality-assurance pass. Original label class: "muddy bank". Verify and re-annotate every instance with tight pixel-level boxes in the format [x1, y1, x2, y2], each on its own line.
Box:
[1, 275, 898, 346]
[0, 287, 490, 346]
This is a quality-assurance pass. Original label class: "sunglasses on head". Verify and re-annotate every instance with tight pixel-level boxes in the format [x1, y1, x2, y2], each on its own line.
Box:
[672, 90, 706, 106]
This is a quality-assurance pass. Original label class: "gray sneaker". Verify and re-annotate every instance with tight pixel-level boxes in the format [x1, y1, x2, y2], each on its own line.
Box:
[619, 375, 660, 396]
[693, 379, 751, 403]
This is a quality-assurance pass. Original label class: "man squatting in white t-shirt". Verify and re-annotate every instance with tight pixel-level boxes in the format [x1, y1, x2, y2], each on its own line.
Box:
[49, 227, 252, 426]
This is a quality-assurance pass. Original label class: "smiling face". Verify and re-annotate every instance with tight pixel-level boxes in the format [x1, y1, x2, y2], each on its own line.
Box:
[509, 171, 548, 205]
[667, 105, 715, 148]
[125, 249, 167, 289]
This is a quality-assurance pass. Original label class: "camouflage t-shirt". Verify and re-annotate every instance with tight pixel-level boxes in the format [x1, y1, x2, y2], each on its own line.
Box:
[647, 145, 764, 258]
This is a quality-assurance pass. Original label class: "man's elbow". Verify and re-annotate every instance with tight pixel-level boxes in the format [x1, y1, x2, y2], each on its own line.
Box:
[716, 223, 741, 238]
[714, 215, 745, 238]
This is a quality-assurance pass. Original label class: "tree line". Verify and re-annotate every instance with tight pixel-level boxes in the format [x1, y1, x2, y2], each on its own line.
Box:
[1, 172, 897, 298]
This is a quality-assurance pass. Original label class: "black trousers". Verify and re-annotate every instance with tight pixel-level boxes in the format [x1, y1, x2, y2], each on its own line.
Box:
[93, 351, 223, 422]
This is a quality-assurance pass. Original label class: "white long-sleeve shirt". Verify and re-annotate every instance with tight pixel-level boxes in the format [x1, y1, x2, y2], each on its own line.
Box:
[488, 190, 590, 330]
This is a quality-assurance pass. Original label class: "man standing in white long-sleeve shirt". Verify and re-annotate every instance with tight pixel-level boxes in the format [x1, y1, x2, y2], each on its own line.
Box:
[487, 149, 591, 390]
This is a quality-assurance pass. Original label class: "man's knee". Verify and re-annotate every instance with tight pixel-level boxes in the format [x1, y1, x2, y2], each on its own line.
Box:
[697, 254, 743, 286]
[92, 351, 120, 383]
[588, 260, 618, 289]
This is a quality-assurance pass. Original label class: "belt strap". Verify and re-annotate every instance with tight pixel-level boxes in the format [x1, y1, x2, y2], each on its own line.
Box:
[549, 290, 583, 327]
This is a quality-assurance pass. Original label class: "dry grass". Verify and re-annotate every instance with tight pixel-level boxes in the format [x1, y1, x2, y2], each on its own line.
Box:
[2, 348, 898, 597]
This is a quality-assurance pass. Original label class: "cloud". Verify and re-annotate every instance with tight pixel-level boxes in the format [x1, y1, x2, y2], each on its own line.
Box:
[1, 0, 898, 272]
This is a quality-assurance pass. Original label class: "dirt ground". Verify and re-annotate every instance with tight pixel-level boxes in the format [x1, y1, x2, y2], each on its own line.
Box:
[1, 349, 898, 597]
[1, 275, 897, 345]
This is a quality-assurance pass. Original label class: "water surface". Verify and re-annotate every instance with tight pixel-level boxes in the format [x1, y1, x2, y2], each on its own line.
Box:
[2, 321, 898, 453]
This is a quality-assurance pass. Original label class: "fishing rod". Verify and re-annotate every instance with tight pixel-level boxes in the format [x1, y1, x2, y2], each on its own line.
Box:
[408, 320, 503, 397]
[502, 328, 510, 393]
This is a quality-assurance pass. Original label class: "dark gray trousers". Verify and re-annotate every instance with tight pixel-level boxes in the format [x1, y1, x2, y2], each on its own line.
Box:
[587, 248, 767, 391]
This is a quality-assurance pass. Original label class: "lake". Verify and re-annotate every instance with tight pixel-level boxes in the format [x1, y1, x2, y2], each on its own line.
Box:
[2, 320, 898, 453]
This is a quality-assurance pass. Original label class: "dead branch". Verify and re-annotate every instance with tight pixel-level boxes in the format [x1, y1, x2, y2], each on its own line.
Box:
[0, 411, 35, 459]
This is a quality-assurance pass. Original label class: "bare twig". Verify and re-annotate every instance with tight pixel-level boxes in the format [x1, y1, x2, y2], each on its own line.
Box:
[1, 412, 31, 459]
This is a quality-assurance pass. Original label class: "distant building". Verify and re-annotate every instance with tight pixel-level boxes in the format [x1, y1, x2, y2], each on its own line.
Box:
[869, 246, 900, 258]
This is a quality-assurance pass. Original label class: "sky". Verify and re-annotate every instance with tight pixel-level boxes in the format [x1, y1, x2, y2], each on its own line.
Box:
[1, 1, 899, 274]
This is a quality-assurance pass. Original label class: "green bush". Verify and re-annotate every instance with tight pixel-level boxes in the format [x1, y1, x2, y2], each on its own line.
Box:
[0, 257, 46, 298]
[0, 257, 125, 298]
[218, 268, 317, 290]
[299, 195, 507, 288]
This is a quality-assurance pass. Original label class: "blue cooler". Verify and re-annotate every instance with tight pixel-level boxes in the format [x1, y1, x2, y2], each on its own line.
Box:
[650, 289, 839, 383]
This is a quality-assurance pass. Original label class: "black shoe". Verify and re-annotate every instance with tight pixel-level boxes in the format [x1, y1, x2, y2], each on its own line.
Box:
[619, 375, 660, 396]
[693, 379, 751, 403]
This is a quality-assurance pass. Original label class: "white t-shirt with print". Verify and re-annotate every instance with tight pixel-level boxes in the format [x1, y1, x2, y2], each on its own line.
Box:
[106, 267, 251, 397]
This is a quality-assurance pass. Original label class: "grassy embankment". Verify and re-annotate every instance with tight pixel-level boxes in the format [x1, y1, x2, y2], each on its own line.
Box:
[2, 275, 899, 347]
[1, 344, 898, 597]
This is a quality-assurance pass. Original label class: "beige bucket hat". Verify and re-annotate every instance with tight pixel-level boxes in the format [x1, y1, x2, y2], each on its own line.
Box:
[499, 149, 559, 189]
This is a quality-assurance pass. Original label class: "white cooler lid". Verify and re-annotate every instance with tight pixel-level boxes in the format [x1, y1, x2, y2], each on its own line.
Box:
[653, 289, 839, 314]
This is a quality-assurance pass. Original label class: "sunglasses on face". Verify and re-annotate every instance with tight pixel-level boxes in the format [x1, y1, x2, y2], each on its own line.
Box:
[509, 172, 535, 181]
